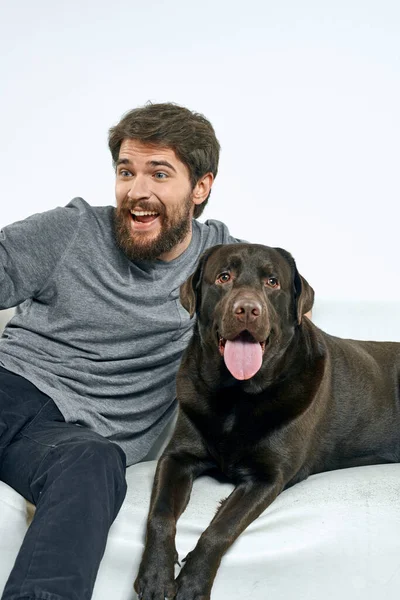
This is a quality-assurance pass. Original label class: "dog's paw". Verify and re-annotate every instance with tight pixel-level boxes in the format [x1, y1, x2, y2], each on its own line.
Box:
[175, 557, 212, 600]
[175, 575, 211, 600]
[134, 559, 176, 600]
[134, 575, 176, 600]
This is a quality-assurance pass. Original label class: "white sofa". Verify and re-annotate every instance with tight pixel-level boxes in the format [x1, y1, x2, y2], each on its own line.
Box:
[1, 302, 400, 600]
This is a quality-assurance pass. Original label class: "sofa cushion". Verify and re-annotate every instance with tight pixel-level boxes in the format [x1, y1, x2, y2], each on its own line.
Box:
[3, 462, 399, 600]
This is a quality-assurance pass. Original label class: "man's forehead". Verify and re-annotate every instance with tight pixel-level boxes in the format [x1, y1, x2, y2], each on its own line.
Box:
[117, 138, 189, 175]
[118, 139, 179, 162]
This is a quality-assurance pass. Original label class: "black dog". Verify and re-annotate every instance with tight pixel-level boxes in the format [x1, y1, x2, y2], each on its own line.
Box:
[135, 243, 400, 600]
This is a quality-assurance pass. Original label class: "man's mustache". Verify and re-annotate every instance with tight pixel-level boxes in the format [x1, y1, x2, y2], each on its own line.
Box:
[120, 199, 165, 216]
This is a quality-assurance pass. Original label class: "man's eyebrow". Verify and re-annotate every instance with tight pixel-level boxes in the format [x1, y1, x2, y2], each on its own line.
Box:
[148, 160, 177, 172]
[115, 158, 177, 172]
[115, 158, 130, 167]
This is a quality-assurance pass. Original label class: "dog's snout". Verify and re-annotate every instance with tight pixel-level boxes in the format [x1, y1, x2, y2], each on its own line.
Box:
[233, 297, 262, 324]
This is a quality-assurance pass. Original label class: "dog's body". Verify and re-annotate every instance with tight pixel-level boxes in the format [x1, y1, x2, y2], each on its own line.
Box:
[135, 243, 400, 600]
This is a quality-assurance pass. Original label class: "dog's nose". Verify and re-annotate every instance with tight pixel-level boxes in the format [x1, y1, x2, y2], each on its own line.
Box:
[233, 298, 262, 324]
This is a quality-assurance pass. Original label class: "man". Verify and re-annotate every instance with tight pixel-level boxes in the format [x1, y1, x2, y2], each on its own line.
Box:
[0, 102, 241, 600]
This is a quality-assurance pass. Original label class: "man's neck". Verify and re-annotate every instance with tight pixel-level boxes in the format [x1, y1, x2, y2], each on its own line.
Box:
[157, 225, 193, 262]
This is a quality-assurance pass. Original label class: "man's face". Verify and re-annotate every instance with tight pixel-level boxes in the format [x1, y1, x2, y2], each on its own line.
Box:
[114, 139, 197, 262]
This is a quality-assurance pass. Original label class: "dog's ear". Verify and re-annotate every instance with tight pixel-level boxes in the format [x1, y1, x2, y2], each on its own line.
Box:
[180, 271, 201, 318]
[275, 248, 314, 324]
[180, 245, 222, 318]
[293, 271, 314, 324]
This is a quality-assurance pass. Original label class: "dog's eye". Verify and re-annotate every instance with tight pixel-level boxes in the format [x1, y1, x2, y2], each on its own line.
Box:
[216, 272, 231, 284]
[265, 277, 280, 288]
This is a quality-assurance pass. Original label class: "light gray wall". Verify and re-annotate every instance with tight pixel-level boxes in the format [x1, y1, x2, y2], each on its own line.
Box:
[1, 0, 399, 302]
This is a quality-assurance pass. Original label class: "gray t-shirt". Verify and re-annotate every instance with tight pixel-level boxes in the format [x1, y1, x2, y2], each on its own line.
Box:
[0, 197, 238, 465]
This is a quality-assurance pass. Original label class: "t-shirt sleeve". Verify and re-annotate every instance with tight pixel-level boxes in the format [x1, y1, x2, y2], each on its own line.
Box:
[202, 219, 247, 245]
[0, 199, 84, 308]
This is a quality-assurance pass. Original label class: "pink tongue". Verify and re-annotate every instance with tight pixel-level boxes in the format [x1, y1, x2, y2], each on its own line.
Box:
[224, 338, 263, 380]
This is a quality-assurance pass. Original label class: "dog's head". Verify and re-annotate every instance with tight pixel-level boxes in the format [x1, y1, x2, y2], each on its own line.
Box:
[180, 243, 314, 381]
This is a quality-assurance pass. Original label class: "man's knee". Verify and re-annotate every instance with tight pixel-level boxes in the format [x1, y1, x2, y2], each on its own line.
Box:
[63, 436, 126, 487]
[64, 436, 126, 473]
[32, 436, 127, 519]
[76, 438, 128, 516]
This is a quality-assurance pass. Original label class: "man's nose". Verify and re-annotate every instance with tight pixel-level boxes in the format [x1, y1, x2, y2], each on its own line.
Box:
[127, 176, 151, 200]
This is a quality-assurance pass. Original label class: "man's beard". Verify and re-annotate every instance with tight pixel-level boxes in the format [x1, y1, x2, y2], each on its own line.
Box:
[113, 193, 194, 261]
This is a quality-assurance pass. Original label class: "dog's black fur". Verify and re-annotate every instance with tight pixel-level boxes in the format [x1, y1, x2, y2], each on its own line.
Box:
[135, 243, 400, 600]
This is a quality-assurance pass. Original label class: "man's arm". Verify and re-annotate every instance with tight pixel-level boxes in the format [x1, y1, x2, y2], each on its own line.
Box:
[0, 202, 82, 309]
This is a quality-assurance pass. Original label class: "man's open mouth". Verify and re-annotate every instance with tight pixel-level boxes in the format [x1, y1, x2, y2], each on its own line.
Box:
[130, 209, 160, 224]
[218, 331, 268, 381]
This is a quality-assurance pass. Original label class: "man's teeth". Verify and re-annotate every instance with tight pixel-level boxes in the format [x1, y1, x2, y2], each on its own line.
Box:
[130, 210, 158, 216]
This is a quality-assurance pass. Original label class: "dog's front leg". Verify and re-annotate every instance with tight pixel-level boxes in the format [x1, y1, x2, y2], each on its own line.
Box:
[134, 454, 197, 600]
[175, 478, 283, 600]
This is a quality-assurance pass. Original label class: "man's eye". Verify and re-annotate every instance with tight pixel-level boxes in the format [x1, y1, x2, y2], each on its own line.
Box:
[119, 169, 132, 177]
[216, 272, 231, 284]
[154, 172, 168, 179]
[265, 277, 279, 288]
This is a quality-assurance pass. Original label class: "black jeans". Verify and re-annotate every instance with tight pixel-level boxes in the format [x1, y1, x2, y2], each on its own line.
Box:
[0, 366, 127, 600]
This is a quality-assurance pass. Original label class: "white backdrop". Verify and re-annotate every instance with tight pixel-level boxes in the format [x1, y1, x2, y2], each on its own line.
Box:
[0, 0, 399, 302]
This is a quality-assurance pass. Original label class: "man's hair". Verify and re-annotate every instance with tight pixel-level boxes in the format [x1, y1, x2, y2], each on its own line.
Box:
[108, 102, 220, 218]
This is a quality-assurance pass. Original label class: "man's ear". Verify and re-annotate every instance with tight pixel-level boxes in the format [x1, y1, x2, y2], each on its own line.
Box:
[275, 247, 314, 324]
[180, 245, 221, 318]
[192, 173, 214, 207]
